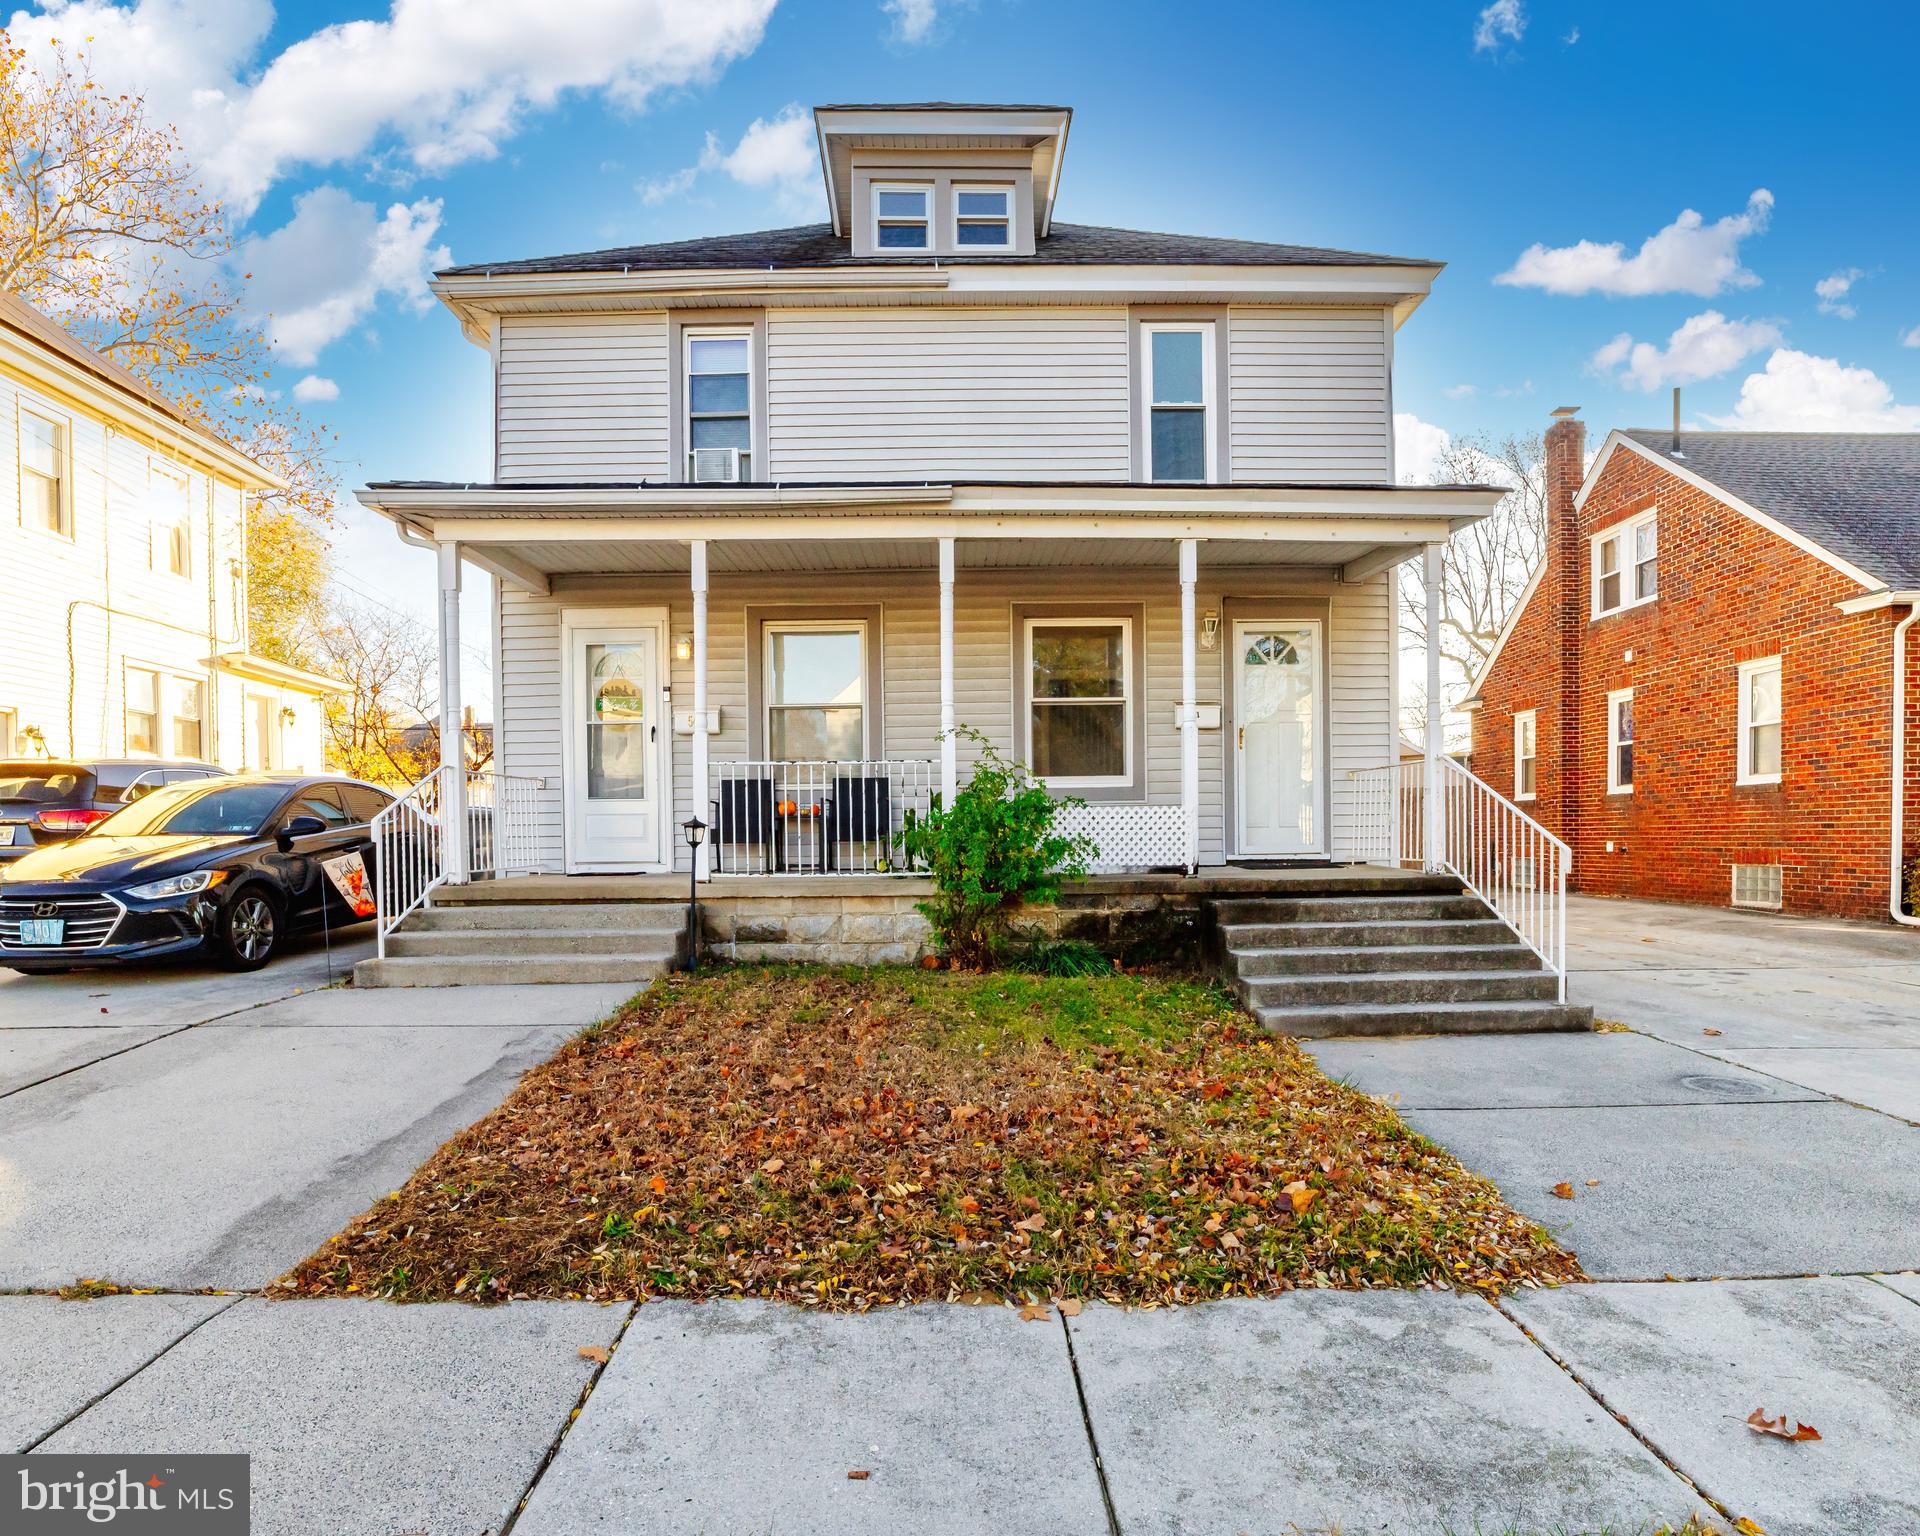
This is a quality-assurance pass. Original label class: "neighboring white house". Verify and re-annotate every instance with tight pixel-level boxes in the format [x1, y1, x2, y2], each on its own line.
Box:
[0, 292, 339, 772]
[358, 102, 1498, 879]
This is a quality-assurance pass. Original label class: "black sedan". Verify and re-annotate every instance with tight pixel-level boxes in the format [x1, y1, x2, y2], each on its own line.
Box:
[0, 775, 397, 973]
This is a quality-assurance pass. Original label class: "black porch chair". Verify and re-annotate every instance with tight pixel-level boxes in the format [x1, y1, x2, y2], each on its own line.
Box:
[824, 775, 892, 872]
[711, 777, 778, 873]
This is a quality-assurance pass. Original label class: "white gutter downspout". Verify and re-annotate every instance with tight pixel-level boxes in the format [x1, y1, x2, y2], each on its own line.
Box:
[1893, 602, 1919, 927]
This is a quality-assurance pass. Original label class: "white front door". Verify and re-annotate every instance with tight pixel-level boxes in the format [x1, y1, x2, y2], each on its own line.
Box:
[564, 616, 668, 872]
[1233, 619, 1326, 858]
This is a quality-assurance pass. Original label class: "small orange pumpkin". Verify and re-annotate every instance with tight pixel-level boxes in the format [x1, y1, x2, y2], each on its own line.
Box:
[778, 799, 797, 816]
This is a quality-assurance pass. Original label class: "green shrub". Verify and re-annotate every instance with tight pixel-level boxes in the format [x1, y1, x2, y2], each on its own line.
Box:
[1007, 938, 1116, 977]
[1906, 854, 1919, 917]
[901, 726, 1096, 968]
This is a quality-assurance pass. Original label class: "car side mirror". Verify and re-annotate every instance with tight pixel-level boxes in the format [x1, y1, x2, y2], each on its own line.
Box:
[276, 814, 328, 851]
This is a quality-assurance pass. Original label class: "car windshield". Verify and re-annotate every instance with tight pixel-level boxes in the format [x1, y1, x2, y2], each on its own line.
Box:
[93, 782, 288, 838]
[0, 765, 94, 804]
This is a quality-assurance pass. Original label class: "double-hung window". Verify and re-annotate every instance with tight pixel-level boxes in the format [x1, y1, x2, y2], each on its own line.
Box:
[125, 667, 160, 755]
[872, 184, 930, 249]
[765, 623, 866, 760]
[1737, 657, 1782, 785]
[169, 676, 204, 758]
[685, 332, 751, 482]
[149, 464, 192, 577]
[1606, 688, 1634, 794]
[20, 408, 68, 536]
[1142, 323, 1213, 482]
[1514, 710, 1537, 801]
[1026, 618, 1131, 786]
[953, 185, 1012, 248]
[1592, 511, 1657, 618]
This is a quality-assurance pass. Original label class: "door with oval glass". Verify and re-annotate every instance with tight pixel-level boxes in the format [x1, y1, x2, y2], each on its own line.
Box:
[564, 615, 667, 871]
[1233, 619, 1325, 858]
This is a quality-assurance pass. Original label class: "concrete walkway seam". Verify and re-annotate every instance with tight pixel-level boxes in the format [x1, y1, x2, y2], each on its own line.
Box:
[497, 1301, 642, 1536]
[19, 1294, 245, 1452]
[1864, 1275, 1920, 1310]
[1620, 1025, 1920, 1131]
[1056, 1309, 1123, 1536]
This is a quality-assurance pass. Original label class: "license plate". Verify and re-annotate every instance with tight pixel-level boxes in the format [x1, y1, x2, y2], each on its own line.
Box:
[0, 825, 18, 845]
[19, 918, 64, 945]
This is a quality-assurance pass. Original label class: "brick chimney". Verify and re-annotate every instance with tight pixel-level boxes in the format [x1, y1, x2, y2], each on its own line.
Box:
[1545, 406, 1585, 848]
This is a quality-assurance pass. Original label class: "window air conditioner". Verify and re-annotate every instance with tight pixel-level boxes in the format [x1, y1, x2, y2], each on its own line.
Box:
[691, 447, 743, 484]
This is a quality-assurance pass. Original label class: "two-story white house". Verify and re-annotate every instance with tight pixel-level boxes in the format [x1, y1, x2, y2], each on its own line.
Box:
[361, 103, 1502, 884]
[0, 293, 339, 775]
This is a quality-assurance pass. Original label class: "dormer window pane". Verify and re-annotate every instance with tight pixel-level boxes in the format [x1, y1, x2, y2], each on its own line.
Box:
[955, 187, 1011, 247]
[874, 186, 929, 249]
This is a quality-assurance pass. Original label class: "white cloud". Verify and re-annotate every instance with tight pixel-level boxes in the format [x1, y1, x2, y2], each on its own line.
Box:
[244, 186, 451, 365]
[1563, 25, 1580, 44]
[1496, 190, 1774, 298]
[1902, 325, 1920, 348]
[1395, 413, 1454, 485]
[1589, 311, 1784, 392]
[1473, 0, 1525, 52]
[1443, 383, 1478, 400]
[883, 0, 944, 43]
[292, 374, 340, 402]
[6, 0, 779, 217]
[639, 104, 823, 216]
[1814, 266, 1865, 318]
[1709, 348, 1920, 431]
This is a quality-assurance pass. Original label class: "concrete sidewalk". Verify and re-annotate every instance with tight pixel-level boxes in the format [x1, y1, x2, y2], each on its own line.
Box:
[7, 1282, 1917, 1535]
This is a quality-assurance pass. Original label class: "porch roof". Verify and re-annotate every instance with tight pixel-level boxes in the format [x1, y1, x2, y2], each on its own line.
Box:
[356, 479, 1502, 593]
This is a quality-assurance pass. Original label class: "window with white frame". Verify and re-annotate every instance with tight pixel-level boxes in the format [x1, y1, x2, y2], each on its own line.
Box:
[764, 623, 866, 760]
[685, 331, 751, 481]
[1737, 656, 1782, 785]
[953, 185, 1012, 248]
[1026, 618, 1131, 785]
[1606, 688, 1634, 794]
[149, 464, 192, 577]
[0, 707, 16, 756]
[169, 675, 204, 758]
[125, 664, 206, 758]
[1142, 323, 1213, 483]
[125, 667, 160, 755]
[1592, 511, 1658, 618]
[872, 184, 930, 249]
[1514, 710, 1537, 800]
[20, 408, 69, 536]
[1731, 862, 1783, 910]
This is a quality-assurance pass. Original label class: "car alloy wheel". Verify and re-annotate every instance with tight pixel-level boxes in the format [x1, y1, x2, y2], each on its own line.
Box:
[229, 892, 277, 965]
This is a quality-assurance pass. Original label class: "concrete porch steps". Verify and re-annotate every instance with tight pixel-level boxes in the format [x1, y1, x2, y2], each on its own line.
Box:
[352, 895, 685, 989]
[1209, 879, 1592, 1038]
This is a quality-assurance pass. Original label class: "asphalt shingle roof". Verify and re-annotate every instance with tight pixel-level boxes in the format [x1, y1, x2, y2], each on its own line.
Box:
[437, 222, 1438, 278]
[1622, 430, 1920, 589]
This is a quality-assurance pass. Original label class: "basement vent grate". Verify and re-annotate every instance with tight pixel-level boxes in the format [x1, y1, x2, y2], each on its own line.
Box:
[1730, 863, 1783, 911]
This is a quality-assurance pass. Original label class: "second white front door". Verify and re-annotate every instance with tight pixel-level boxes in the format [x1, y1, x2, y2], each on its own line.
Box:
[565, 615, 668, 872]
[1233, 619, 1326, 858]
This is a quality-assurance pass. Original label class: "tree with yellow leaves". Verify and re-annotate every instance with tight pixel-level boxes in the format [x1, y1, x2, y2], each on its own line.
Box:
[0, 31, 334, 663]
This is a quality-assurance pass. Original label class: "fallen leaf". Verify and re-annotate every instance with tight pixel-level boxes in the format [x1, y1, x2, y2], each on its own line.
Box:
[1703, 1028, 1724, 1037]
[760, 1157, 786, 1175]
[1219, 1231, 1244, 1250]
[1017, 1301, 1051, 1321]
[1282, 1180, 1318, 1215]
[847, 1469, 872, 1480]
[1746, 1408, 1821, 1442]
[648, 1176, 667, 1195]
[1584, 1179, 1601, 1187]
[578, 1345, 611, 1363]
[1012, 1213, 1046, 1233]
[1734, 1518, 1767, 1534]
[1551, 1182, 1575, 1200]
[1057, 1298, 1083, 1317]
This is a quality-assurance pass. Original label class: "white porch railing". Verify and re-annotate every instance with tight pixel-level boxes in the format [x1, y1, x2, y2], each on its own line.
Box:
[1348, 757, 1570, 997]
[1055, 802, 1190, 872]
[705, 759, 934, 875]
[373, 767, 548, 956]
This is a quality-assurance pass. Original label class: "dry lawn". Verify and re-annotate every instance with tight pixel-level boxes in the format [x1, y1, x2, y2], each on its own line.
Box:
[276, 967, 1581, 1307]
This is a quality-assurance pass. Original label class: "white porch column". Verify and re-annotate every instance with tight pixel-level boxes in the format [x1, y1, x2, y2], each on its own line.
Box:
[437, 540, 468, 885]
[1423, 541, 1444, 872]
[1178, 538, 1200, 874]
[690, 538, 710, 881]
[938, 536, 957, 805]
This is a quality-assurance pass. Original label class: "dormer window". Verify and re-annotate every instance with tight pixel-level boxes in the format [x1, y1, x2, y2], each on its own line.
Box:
[873, 185, 930, 250]
[954, 186, 1012, 248]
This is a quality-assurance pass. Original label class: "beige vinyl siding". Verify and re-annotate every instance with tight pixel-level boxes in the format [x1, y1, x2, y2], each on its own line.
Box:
[765, 307, 1130, 480]
[1228, 308, 1392, 482]
[495, 314, 669, 482]
[496, 564, 1397, 871]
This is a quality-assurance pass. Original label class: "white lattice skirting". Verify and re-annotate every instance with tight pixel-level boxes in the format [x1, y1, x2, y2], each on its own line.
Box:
[1055, 803, 1190, 872]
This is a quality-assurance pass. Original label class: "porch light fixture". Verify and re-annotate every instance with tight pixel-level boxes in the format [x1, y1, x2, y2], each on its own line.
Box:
[681, 815, 707, 972]
[674, 635, 693, 663]
[1200, 610, 1220, 651]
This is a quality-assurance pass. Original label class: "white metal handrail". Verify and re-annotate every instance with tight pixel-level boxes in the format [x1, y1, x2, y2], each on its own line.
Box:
[373, 766, 549, 956]
[1347, 757, 1571, 998]
[706, 759, 933, 875]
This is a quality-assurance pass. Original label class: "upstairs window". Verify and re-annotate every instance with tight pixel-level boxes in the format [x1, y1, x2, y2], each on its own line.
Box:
[20, 408, 69, 536]
[1607, 688, 1634, 794]
[1592, 510, 1657, 618]
[1143, 323, 1213, 483]
[149, 464, 192, 578]
[954, 186, 1012, 248]
[1737, 656, 1782, 785]
[1514, 710, 1537, 801]
[685, 332, 751, 482]
[873, 185, 930, 250]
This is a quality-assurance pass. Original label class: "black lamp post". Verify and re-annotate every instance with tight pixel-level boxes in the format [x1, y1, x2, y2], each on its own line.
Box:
[681, 815, 707, 972]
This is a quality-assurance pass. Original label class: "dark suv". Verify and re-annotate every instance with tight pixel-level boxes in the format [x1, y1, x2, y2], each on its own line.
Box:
[0, 760, 228, 863]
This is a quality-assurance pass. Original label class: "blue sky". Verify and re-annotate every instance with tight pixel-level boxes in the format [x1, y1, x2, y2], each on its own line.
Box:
[13, 0, 1916, 703]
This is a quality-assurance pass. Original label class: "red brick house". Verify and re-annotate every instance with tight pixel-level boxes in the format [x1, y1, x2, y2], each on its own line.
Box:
[1466, 410, 1919, 923]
